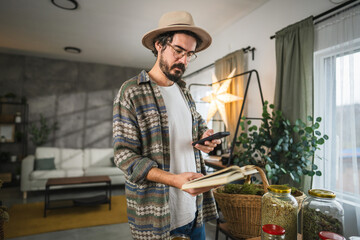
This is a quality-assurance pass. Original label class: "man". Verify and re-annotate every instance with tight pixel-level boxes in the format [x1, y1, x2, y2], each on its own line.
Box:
[113, 11, 219, 239]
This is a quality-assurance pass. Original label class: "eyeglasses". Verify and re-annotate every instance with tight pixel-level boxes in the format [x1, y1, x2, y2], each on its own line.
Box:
[166, 43, 197, 62]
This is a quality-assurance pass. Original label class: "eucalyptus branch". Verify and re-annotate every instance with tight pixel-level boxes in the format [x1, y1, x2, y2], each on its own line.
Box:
[233, 101, 328, 184]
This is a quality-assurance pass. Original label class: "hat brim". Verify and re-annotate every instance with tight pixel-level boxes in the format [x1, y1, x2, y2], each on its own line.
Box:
[142, 25, 212, 53]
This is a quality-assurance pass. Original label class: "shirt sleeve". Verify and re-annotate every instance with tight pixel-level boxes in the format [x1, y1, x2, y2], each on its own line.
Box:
[113, 85, 158, 184]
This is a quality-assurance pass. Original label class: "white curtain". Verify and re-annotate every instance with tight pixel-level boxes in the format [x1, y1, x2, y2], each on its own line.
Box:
[313, 4, 360, 236]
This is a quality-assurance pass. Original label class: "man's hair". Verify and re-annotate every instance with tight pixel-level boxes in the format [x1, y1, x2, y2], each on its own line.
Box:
[151, 30, 203, 57]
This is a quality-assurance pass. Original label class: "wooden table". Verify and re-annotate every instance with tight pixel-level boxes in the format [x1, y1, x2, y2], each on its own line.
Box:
[44, 175, 111, 217]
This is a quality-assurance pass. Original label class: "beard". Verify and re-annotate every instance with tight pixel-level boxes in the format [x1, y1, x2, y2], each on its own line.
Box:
[159, 54, 186, 83]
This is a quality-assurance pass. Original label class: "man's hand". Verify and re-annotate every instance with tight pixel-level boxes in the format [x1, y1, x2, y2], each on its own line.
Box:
[193, 129, 221, 153]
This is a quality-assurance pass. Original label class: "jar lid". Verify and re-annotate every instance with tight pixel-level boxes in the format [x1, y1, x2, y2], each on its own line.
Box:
[268, 185, 291, 193]
[319, 231, 345, 240]
[309, 189, 336, 198]
[262, 224, 285, 235]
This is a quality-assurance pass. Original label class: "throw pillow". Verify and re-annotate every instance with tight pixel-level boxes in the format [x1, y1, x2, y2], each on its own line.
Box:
[34, 157, 56, 170]
[110, 156, 116, 167]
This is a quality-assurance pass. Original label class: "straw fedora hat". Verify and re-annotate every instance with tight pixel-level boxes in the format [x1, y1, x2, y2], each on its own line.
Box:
[142, 11, 212, 52]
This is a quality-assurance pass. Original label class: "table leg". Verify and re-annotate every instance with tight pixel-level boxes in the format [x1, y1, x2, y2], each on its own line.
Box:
[108, 181, 112, 210]
[44, 185, 49, 217]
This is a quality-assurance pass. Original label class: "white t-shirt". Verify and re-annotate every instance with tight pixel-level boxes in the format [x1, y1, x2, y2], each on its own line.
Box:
[158, 84, 197, 230]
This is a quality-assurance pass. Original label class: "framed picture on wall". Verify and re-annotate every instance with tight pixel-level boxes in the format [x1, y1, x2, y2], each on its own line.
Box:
[0, 124, 15, 142]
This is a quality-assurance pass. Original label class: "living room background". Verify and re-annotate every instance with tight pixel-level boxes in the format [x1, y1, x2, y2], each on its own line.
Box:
[0, 53, 142, 153]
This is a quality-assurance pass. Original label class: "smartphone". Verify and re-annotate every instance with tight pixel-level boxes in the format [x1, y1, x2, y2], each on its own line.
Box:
[192, 131, 230, 146]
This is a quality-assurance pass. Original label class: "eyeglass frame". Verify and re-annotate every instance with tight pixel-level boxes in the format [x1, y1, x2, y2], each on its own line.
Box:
[166, 42, 197, 62]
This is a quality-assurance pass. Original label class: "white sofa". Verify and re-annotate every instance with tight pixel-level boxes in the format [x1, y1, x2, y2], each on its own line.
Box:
[21, 147, 125, 199]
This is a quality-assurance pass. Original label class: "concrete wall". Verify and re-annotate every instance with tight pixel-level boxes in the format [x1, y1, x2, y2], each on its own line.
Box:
[0, 53, 143, 153]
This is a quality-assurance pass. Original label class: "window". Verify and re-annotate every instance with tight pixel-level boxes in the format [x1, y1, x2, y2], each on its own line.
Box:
[313, 4, 360, 234]
[314, 39, 360, 234]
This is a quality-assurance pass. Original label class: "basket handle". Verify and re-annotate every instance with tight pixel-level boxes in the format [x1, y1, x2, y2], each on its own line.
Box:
[253, 166, 270, 193]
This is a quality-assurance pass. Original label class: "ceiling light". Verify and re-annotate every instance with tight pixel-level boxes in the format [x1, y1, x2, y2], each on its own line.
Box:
[51, 0, 78, 10]
[64, 47, 81, 54]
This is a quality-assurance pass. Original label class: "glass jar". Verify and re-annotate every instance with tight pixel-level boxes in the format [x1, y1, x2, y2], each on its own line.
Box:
[319, 231, 345, 240]
[261, 185, 298, 240]
[262, 224, 285, 239]
[302, 189, 344, 240]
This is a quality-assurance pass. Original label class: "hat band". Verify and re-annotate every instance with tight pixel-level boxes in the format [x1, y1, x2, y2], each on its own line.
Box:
[168, 23, 192, 26]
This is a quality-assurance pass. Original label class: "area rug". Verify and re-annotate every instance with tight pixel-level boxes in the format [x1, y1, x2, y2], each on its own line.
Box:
[4, 195, 128, 239]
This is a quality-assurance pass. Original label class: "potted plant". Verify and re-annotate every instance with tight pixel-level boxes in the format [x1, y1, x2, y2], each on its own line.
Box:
[213, 101, 328, 238]
[28, 114, 59, 147]
[1, 92, 17, 102]
[233, 101, 328, 185]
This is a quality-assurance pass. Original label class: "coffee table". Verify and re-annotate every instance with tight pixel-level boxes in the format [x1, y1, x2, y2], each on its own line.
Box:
[44, 175, 111, 217]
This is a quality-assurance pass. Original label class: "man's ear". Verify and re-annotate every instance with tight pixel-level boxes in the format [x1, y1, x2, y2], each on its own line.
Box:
[154, 41, 162, 52]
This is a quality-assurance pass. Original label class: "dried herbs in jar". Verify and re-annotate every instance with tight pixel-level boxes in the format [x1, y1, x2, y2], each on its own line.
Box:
[261, 185, 298, 240]
[302, 189, 344, 240]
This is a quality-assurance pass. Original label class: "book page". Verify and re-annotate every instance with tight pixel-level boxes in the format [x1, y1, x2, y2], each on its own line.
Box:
[181, 165, 257, 190]
[186, 165, 241, 183]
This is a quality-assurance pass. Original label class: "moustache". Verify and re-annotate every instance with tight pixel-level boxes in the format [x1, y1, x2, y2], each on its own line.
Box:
[171, 63, 185, 72]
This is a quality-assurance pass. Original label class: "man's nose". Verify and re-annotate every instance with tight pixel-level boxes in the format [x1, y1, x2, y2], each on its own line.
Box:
[178, 54, 188, 64]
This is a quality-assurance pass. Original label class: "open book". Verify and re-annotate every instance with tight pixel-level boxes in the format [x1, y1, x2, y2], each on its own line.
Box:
[181, 165, 258, 190]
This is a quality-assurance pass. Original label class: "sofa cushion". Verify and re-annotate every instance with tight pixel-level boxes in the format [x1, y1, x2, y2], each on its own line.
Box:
[59, 148, 83, 169]
[83, 148, 113, 168]
[30, 170, 66, 180]
[84, 167, 121, 177]
[35, 147, 61, 168]
[34, 157, 56, 170]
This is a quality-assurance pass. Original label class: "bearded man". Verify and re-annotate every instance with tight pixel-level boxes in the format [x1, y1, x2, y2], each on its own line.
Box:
[113, 11, 220, 240]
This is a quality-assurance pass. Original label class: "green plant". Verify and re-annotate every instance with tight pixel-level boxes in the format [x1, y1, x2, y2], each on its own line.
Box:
[219, 183, 265, 195]
[4, 92, 16, 99]
[219, 183, 302, 197]
[28, 114, 58, 146]
[233, 101, 328, 184]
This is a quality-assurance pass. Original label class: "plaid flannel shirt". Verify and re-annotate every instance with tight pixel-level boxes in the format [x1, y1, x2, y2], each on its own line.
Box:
[113, 70, 218, 239]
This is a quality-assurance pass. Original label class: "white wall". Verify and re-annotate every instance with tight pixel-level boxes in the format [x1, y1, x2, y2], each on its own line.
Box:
[187, 0, 335, 118]
[186, 0, 360, 236]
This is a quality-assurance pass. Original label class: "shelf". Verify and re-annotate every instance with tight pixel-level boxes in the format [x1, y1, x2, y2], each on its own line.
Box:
[0, 100, 28, 186]
[0, 141, 26, 144]
[0, 101, 26, 105]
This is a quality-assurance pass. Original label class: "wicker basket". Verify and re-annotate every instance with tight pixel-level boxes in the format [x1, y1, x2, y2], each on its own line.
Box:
[213, 166, 270, 239]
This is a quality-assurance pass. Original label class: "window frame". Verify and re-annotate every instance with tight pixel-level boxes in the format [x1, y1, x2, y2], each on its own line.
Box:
[313, 38, 360, 207]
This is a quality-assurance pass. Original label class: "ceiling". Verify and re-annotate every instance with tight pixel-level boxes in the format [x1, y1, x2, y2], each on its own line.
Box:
[0, 0, 268, 69]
